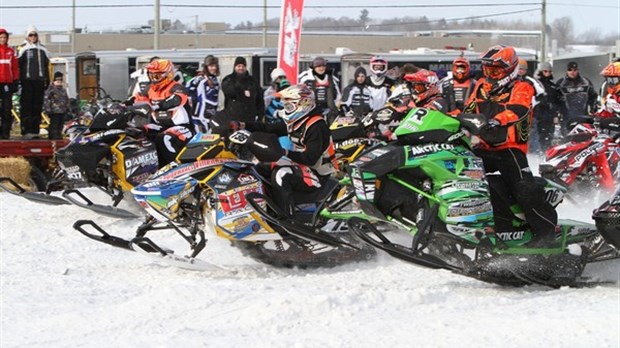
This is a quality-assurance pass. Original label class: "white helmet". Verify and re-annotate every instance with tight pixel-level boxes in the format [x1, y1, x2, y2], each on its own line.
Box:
[270, 67, 287, 82]
[276, 84, 316, 126]
[370, 56, 388, 76]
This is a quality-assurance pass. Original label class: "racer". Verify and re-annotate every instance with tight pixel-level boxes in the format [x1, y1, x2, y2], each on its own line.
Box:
[464, 45, 558, 246]
[596, 61, 620, 118]
[131, 59, 194, 167]
[232, 84, 338, 217]
[403, 69, 449, 112]
[440, 56, 476, 115]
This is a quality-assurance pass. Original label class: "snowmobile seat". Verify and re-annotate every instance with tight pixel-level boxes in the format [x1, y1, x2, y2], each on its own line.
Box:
[295, 177, 340, 205]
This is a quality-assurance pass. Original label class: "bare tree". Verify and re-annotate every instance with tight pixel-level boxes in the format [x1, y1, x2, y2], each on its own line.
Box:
[551, 17, 574, 48]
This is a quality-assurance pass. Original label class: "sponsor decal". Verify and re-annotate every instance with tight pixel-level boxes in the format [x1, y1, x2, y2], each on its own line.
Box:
[407, 143, 455, 156]
[573, 142, 604, 164]
[447, 201, 492, 217]
[496, 231, 525, 241]
[217, 172, 233, 185]
[237, 173, 258, 186]
[125, 151, 158, 170]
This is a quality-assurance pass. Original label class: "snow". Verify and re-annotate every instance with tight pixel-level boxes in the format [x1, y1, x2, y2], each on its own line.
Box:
[1, 179, 619, 347]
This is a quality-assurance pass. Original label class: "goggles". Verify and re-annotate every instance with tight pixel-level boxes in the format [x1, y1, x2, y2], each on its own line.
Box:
[148, 72, 165, 83]
[454, 65, 467, 73]
[412, 83, 427, 93]
[483, 65, 504, 79]
[606, 77, 620, 86]
[282, 100, 297, 113]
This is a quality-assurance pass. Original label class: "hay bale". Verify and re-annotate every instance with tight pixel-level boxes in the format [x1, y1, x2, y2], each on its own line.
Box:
[0, 157, 33, 188]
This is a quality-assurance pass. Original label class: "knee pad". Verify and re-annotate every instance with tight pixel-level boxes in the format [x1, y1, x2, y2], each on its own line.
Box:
[271, 166, 294, 188]
[513, 179, 545, 203]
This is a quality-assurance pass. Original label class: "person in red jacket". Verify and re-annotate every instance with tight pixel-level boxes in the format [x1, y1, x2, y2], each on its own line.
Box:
[464, 45, 557, 246]
[0, 28, 19, 139]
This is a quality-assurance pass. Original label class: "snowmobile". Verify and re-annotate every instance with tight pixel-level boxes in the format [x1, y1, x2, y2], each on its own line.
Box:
[592, 188, 620, 251]
[329, 110, 383, 176]
[539, 116, 620, 196]
[248, 107, 618, 287]
[73, 130, 375, 270]
[0, 103, 235, 219]
[347, 108, 620, 287]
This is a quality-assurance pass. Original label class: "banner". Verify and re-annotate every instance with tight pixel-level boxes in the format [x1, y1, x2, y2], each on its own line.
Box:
[277, 0, 304, 84]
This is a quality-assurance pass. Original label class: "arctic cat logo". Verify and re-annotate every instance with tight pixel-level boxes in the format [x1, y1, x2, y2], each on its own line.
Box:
[407, 144, 455, 156]
[125, 151, 158, 169]
[496, 231, 525, 241]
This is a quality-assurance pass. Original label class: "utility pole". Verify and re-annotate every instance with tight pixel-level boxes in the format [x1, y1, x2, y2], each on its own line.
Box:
[154, 0, 160, 49]
[71, 0, 76, 53]
[541, 0, 547, 64]
[262, 0, 267, 48]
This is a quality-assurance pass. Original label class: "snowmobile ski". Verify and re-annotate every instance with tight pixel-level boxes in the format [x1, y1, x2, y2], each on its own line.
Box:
[347, 217, 459, 271]
[73, 219, 228, 271]
[0, 177, 70, 205]
[73, 219, 138, 251]
[63, 189, 139, 219]
[245, 192, 359, 249]
[130, 237, 230, 272]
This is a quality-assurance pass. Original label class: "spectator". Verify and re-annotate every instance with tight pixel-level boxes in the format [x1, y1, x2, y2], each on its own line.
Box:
[43, 71, 70, 140]
[367, 56, 394, 111]
[0, 27, 19, 139]
[340, 66, 373, 115]
[17, 25, 50, 139]
[185, 55, 220, 132]
[221, 56, 264, 123]
[556, 61, 598, 134]
[264, 67, 290, 123]
[534, 62, 562, 153]
[298, 56, 341, 123]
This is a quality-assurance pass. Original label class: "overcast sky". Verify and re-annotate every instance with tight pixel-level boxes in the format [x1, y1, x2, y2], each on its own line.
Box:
[0, 0, 618, 37]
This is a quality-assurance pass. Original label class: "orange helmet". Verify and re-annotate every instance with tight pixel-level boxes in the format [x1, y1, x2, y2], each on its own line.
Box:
[480, 45, 519, 82]
[403, 69, 440, 104]
[452, 57, 470, 82]
[147, 59, 174, 87]
[601, 61, 620, 96]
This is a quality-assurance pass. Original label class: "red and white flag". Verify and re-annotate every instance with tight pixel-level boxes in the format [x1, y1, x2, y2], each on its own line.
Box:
[277, 0, 304, 84]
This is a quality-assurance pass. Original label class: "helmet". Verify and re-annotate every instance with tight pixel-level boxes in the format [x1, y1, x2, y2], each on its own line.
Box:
[275, 84, 316, 125]
[370, 56, 388, 76]
[403, 69, 440, 104]
[387, 83, 413, 107]
[146, 59, 174, 87]
[601, 62, 620, 96]
[480, 45, 519, 83]
[270, 67, 287, 82]
[452, 57, 470, 82]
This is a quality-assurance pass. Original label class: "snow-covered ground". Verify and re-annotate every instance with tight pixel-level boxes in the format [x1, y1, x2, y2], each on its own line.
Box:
[1, 171, 619, 347]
